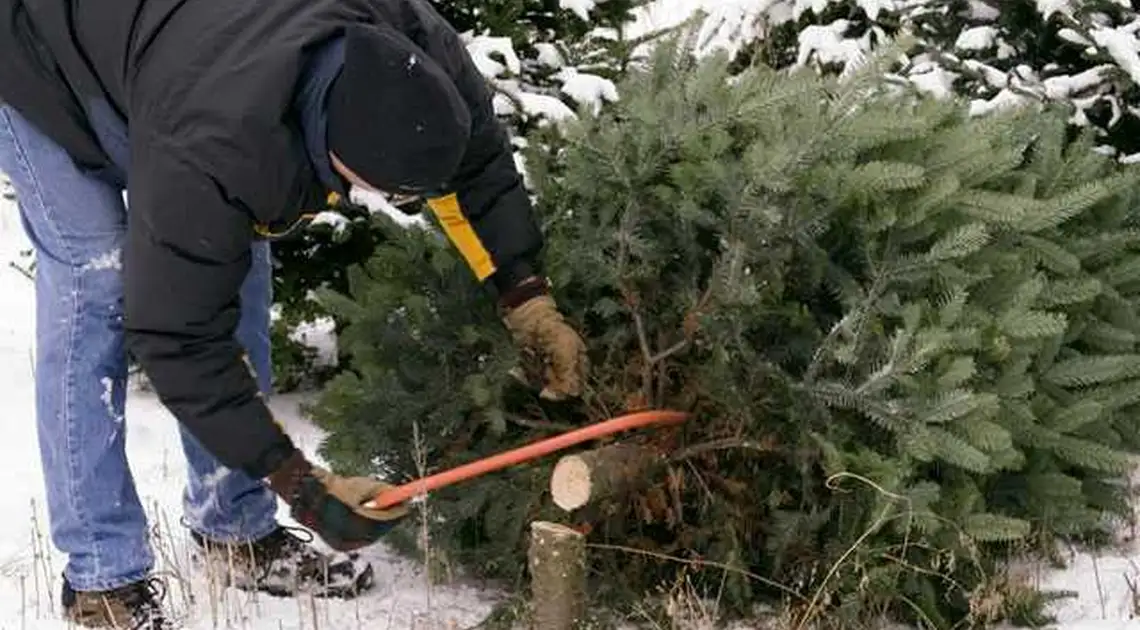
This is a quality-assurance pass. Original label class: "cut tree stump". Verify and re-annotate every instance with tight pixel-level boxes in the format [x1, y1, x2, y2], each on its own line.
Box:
[550, 443, 665, 512]
[528, 521, 587, 630]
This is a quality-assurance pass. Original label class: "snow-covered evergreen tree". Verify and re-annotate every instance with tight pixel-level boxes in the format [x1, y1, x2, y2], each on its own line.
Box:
[706, 0, 1140, 159]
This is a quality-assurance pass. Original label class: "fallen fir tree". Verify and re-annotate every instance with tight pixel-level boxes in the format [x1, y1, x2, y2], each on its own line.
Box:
[309, 34, 1140, 629]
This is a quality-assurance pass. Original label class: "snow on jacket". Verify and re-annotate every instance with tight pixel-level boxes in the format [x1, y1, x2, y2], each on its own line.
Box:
[0, 0, 543, 479]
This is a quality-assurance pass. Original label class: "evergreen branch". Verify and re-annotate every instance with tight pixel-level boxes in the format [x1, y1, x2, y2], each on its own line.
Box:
[1021, 235, 1082, 276]
[962, 513, 1031, 542]
[670, 437, 779, 461]
[1039, 277, 1104, 308]
[1052, 435, 1136, 474]
[926, 426, 992, 473]
[631, 306, 653, 366]
[926, 222, 990, 262]
[611, 189, 658, 402]
[804, 272, 889, 384]
[585, 543, 806, 602]
[504, 413, 576, 433]
[1101, 256, 1140, 288]
[1070, 230, 1140, 265]
[650, 339, 689, 365]
[955, 190, 1035, 226]
[957, 416, 1013, 453]
[805, 309, 864, 385]
[1046, 354, 1140, 387]
[999, 310, 1068, 340]
[1022, 172, 1138, 232]
[809, 382, 908, 433]
[1080, 321, 1137, 352]
[937, 356, 975, 391]
[920, 390, 996, 425]
[1085, 378, 1140, 411]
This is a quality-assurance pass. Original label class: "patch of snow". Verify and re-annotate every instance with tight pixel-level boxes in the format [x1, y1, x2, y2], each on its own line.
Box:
[909, 64, 959, 99]
[855, 0, 895, 21]
[534, 42, 566, 68]
[589, 26, 621, 41]
[492, 92, 515, 117]
[202, 465, 230, 489]
[464, 35, 522, 79]
[967, 0, 999, 21]
[1089, 25, 1140, 85]
[793, 0, 830, 20]
[557, 68, 620, 113]
[1043, 66, 1112, 99]
[518, 91, 579, 122]
[955, 25, 998, 51]
[969, 87, 1033, 116]
[1012, 63, 1042, 84]
[348, 188, 429, 229]
[289, 317, 339, 369]
[560, 0, 596, 21]
[1059, 27, 1094, 47]
[1024, 532, 1140, 629]
[796, 20, 870, 76]
[623, 0, 778, 59]
[963, 59, 1010, 89]
[310, 210, 350, 235]
[100, 376, 124, 424]
[1037, 0, 1074, 19]
[513, 150, 531, 189]
[81, 248, 122, 272]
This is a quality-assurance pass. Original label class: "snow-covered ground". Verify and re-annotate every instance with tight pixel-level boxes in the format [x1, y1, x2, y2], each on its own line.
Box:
[0, 194, 500, 628]
[1034, 547, 1140, 629]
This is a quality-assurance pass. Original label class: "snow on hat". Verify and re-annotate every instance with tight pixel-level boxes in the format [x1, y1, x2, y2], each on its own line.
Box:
[327, 23, 471, 194]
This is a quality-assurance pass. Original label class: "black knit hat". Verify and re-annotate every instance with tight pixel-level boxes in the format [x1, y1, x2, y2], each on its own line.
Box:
[327, 23, 471, 194]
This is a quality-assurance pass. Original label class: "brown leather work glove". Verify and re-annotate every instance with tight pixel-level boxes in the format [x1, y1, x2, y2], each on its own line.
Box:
[502, 285, 588, 401]
[267, 451, 409, 552]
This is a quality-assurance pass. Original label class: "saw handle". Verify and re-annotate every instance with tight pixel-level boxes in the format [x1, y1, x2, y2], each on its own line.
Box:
[365, 409, 689, 510]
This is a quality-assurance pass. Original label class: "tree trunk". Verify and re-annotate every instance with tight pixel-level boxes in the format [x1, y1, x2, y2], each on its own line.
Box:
[550, 443, 665, 512]
[527, 521, 587, 630]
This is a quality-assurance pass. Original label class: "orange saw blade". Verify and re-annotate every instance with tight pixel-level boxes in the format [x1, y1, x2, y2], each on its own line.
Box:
[365, 409, 690, 510]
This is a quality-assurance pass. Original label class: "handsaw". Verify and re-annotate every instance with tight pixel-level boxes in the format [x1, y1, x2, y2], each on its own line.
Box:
[365, 408, 689, 510]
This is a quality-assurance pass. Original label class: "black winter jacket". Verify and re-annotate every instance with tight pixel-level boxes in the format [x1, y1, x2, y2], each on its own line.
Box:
[0, 0, 543, 478]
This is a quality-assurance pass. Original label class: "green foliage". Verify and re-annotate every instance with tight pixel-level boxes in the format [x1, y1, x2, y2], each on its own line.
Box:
[269, 320, 321, 393]
[310, 34, 1140, 629]
[268, 202, 384, 391]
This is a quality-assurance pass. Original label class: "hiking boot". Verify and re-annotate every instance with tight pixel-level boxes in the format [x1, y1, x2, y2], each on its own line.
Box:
[189, 525, 374, 598]
[60, 575, 172, 629]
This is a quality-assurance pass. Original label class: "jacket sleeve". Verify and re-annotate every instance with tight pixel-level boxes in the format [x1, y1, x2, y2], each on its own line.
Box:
[405, 0, 545, 294]
[123, 135, 298, 479]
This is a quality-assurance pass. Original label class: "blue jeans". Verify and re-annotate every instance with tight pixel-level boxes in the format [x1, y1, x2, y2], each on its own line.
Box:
[0, 104, 280, 591]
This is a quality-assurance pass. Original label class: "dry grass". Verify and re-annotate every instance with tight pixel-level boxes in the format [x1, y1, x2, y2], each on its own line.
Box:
[5, 479, 473, 629]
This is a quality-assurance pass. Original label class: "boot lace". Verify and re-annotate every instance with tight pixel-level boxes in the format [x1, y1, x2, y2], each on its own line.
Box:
[108, 577, 169, 630]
